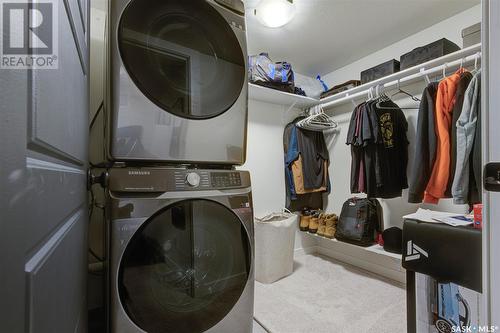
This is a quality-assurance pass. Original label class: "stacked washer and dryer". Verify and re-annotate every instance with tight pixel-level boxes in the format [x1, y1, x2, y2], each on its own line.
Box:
[105, 0, 254, 332]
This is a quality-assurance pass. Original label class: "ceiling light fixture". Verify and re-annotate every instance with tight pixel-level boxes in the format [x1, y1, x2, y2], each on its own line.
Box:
[254, 0, 296, 28]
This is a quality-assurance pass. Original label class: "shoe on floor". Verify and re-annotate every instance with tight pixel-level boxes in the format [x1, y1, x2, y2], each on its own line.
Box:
[308, 211, 321, 234]
[324, 214, 338, 239]
[317, 213, 327, 237]
[299, 209, 312, 232]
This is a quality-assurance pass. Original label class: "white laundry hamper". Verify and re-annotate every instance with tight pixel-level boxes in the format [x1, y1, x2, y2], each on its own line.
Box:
[254, 210, 298, 284]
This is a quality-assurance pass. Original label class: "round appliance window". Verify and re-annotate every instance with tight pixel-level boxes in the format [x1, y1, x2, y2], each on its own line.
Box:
[118, 0, 246, 119]
[118, 199, 251, 333]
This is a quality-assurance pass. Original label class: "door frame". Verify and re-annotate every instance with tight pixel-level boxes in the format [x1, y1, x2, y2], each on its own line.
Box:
[482, 0, 500, 326]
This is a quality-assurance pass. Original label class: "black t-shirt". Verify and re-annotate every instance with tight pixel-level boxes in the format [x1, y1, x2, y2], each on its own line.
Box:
[297, 127, 329, 190]
[346, 99, 409, 198]
[371, 100, 409, 198]
[347, 103, 365, 193]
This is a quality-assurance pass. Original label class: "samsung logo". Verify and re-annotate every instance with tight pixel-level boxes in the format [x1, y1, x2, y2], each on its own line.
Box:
[128, 170, 150, 176]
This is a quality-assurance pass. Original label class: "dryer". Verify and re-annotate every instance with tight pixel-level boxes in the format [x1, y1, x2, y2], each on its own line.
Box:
[109, 0, 248, 165]
[108, 167, 254, 333]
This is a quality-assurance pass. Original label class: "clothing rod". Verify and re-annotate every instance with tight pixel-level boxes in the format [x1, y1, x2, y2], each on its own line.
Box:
[320, 43, 481, 109]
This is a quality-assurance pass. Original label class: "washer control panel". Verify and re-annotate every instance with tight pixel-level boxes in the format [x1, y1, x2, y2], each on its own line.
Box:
[174, 170, 210, 190]
[108, 168, 250, 192]
[185, 172, 201, 187]
[211, 172, 242, 188]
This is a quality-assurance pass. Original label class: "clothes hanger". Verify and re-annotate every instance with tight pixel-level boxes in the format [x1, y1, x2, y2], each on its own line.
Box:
[345, 92, 357, 108]
[442, 62, 448, 79]
[420, 67, 432, 84]
[390, 79, 421, 102]
[296, 105, 338, 132]
[366, 86, 375, 102]
[470, 52, 481, 75]
[375, 83, 419, 110]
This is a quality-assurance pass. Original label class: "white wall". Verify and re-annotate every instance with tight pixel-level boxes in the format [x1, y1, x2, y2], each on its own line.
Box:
[240, 99, 319, 252]
[322, 4, 481, 87]
[239, 99, 289, 218]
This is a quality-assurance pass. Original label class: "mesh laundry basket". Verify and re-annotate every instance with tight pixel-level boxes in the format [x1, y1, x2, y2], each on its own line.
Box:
[254, 210, 298, 284]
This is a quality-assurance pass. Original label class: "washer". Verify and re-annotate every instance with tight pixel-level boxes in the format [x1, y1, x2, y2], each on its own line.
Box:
[108, 167, 254, 333]
[109, 0, 248, 165]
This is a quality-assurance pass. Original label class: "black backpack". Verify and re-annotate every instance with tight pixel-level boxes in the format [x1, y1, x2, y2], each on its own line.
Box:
[335, 197, 383, 246]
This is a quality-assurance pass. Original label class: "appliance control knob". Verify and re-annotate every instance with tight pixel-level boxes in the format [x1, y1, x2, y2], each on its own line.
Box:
[186, 172, 201, 187]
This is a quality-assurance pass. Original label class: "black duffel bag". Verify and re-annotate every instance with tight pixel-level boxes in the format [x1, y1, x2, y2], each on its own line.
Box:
[335, 197, 383, 246]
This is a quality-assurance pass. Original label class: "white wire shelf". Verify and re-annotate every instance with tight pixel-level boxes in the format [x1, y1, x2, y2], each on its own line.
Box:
[320, 43, 482, 109]
[248, 83, 319, 109]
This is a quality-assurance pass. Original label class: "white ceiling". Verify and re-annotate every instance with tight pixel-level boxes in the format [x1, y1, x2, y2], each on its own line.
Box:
[245, 0, 479, 77]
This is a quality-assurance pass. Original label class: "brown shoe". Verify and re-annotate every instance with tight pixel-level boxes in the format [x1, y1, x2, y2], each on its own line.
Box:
[308, 212, 320, 234]
[299, 210, 312, 231]
[324, 214, 338, 238]
[325, 214, 338, 227]
[317, 213, 327, 237]
[324, 226, 336, 239]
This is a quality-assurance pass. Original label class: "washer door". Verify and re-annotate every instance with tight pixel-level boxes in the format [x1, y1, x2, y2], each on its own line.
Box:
[118, 199, 251, 333]
[118, 0, 245, 120]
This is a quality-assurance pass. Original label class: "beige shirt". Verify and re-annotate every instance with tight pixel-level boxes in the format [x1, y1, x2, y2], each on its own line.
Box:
[292, 154, 328, 194]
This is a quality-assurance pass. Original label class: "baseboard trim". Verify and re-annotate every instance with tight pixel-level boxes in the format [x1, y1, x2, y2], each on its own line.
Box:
[293, 240, 406, 284]
[294, 246, 318, 257]
[316, 245, 406, 284]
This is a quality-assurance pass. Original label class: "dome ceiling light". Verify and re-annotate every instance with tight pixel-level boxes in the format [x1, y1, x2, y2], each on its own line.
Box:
[254, 0, 296, 28]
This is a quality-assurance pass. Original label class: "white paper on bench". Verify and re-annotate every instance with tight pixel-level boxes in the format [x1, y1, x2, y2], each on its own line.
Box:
[403, 208, 473, 227]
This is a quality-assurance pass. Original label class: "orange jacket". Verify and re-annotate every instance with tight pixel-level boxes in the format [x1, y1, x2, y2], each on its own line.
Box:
[424, 69, 466, 204]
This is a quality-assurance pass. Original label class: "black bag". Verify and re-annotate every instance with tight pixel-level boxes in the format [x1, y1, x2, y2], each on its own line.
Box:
[335, 197, 383, 246]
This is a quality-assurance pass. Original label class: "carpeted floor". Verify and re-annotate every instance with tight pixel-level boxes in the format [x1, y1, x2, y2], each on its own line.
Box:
[254, 254, 406, 333]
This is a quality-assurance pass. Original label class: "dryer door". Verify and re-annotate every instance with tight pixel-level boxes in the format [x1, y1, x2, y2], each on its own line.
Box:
[118, 0, 246, 120]
[118, 199, 251, 333]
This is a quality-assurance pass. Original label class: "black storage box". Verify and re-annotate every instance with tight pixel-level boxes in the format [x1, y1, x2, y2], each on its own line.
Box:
[462, 22, 481, 48]
[360, 60, 400, 84]
[400, 38, 461, 70]
[402, 219, 482, 293]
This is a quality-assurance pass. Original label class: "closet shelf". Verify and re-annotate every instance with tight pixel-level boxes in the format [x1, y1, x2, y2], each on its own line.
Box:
[320, 43, 482, 109]
[306, 232, 403, 260]
[304, 232, 404, 283]
[249, 83, 319, 109]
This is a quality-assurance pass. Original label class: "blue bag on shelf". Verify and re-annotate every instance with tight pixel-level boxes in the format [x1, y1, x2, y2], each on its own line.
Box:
[248, 53, 295, 93]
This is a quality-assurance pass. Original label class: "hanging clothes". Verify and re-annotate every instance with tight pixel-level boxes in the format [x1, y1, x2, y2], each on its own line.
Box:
[470, 75, 482, 204]
[296, 126, 330, 190]
[291, 155, 328, 194]
[452, 70, 481, 205]
[424, 68, 466, 204]
[347, 98, 409, 199]
[347, 103, 366, 193]
[285, 125, 300, 200]
[408, 82, 439, 203]
[447, 71, 474, 196]
[372, 99, 409, 198]
[283, 118, 331, 209]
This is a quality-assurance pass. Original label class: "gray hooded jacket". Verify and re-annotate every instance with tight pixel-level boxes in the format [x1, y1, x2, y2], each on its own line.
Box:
[452, 70, 481, 204]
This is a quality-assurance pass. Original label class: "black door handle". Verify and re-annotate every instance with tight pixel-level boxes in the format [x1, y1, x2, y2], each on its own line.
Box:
[484, 162, 500, 192]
